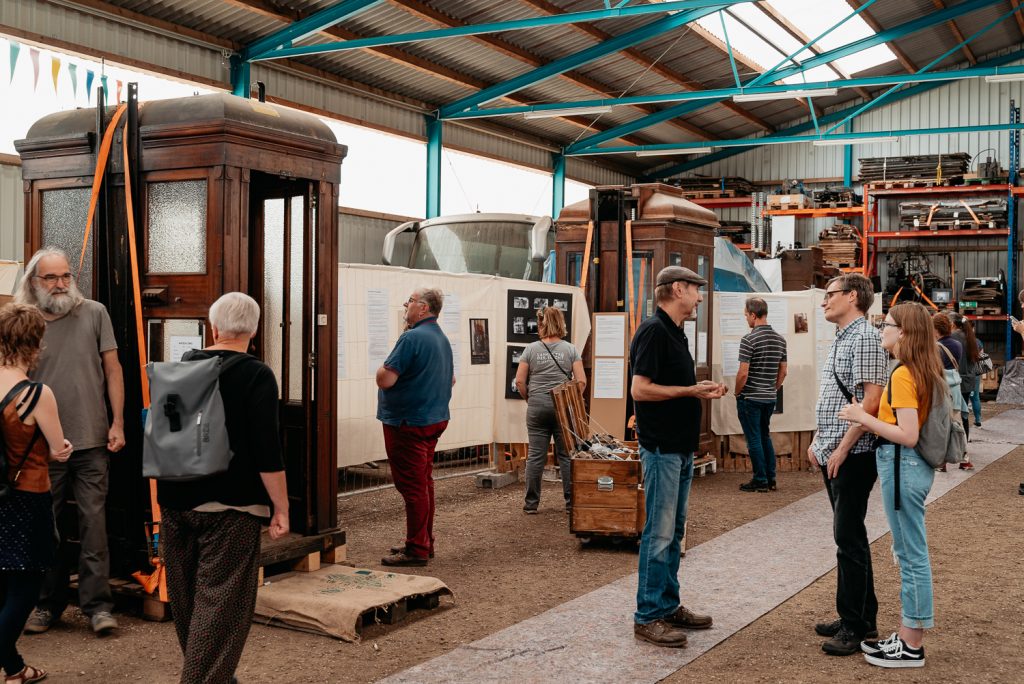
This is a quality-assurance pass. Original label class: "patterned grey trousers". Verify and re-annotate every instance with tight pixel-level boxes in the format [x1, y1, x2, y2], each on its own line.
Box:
[161, 509, 261, 684]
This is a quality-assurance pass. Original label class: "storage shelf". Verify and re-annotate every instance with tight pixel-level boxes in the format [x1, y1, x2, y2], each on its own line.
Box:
[765, 207, 865, 218]
[865, 183, 1011, 197]
[963, 314, 1007, 321]
[870, 229, 1010, 239]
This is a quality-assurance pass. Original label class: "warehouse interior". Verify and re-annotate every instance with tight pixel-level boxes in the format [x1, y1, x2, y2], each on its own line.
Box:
[1, 1, 1024, 682]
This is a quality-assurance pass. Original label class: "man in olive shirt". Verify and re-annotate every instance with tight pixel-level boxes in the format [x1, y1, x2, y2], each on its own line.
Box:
[630, 266, 728, 648]
[16, 248, 125, 636]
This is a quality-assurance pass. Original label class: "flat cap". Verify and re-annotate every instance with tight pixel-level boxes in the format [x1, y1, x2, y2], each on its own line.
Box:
[656, 265, 707, 288]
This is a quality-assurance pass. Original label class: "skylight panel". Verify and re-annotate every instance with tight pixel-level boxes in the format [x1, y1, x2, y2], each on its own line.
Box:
[767, 0, 896, 73]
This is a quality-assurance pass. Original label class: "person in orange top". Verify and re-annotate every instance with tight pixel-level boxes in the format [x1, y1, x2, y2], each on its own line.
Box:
[840, 302, 944, 669]
[0, 304, 73, 684]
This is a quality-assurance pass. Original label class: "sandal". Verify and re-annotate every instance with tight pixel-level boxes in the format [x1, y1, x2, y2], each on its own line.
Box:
[5, 665, 47, 683]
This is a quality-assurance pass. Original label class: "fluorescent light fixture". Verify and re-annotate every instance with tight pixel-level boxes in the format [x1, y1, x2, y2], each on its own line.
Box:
[733, 88, 838, 103]
[813, 136, 899, 146]
[523, 105, 612, 119]
[985, 73, 1024, 83]
[636, 147, 720, 157]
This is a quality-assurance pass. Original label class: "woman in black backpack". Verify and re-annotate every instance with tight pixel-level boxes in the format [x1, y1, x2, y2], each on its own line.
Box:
[840, 302, 943, 669]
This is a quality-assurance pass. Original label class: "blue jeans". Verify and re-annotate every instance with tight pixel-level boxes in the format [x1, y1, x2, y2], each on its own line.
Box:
[736, 398, 776, 484]
[969, 376, 982, 423]
[634, 447, 693, 624]
[876, 444, 935, 629]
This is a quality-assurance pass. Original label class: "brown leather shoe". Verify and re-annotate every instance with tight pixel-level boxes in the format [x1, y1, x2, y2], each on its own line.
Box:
[390, 545, 434, 558]
[381, 551, 428, 567]
[664, 605, 713, 629]
[633, 619, 688, 647]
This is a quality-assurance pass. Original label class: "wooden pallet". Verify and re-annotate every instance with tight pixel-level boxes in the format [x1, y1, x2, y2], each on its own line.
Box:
[963, 176, 1009, 185]
[814, 200, 861, 208]
[693, 455, 717, 477]
[359, 589, 447, 629]
[864, 178, 957, 189]
[680, 189, 737, 199]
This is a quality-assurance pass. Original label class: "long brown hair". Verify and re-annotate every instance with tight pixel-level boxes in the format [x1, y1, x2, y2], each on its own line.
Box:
[959, 316, 980, 364]
[890, 303, 944, 421]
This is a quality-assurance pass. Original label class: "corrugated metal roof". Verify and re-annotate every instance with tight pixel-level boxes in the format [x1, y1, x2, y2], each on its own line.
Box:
[32, 0, 1024, 176]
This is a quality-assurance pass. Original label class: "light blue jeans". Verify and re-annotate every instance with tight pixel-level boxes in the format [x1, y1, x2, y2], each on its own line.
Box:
[634, 447, 693, 624]
[876, 444, 935, 629]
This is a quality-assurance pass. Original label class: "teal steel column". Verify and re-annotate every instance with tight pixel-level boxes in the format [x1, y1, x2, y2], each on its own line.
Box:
[843, 122, 853, 186]
[229, 55, 250, 98]
[552, 153, 566, 219]
[426, 116, 442, 219]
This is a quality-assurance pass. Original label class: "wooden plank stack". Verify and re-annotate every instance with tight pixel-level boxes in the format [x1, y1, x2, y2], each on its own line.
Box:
[898, 198, 1007, 230]
[817, 223, 861, 268]
[671, 175, 756, 197]
[859, 153, 970, 185]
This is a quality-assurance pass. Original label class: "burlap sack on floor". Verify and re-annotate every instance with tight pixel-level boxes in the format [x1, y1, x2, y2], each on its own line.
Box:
[254, 565, 452, 641]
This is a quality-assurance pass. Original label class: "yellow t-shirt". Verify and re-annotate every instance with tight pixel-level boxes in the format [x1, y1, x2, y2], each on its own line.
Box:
[878, 365, 926, 427]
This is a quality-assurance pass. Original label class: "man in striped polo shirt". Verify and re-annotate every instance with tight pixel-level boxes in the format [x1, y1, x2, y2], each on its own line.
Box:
[734, 297, 788, 493]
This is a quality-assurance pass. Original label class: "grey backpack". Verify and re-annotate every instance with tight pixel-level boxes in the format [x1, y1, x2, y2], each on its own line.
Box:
[143, 352, 247, 481]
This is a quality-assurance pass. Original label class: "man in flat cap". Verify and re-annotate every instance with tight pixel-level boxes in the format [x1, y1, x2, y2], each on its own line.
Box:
[630, 265, 728, 648]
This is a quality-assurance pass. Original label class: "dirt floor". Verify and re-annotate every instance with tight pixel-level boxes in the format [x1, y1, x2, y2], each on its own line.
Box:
[14, 405, 1024, 683]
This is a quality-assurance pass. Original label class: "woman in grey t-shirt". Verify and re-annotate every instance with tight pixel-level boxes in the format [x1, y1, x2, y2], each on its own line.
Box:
[514, 306, 585, 514]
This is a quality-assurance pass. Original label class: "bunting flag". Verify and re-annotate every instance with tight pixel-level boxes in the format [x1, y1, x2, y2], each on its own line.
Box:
[8, 41, 19, 84]
[68, 63, 78, 98]
[29, 48, 39, 90]
[86, 70, 95, 103]
[100, 74, 108, 98]
[51, 56, 61, 92]
[116, 79, 122, 103]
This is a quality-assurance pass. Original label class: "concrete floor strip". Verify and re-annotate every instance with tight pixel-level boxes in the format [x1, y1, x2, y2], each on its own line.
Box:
[383, 414, 1021, 684]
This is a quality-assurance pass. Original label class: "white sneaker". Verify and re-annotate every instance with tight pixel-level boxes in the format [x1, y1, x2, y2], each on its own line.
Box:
[90, 611, 118, 634]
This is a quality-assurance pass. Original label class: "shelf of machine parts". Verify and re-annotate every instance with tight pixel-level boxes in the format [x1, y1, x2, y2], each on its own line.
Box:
[763, 207, 866, 218]
[871, 228, 1010, 239]
[867, 184, 1012, 197]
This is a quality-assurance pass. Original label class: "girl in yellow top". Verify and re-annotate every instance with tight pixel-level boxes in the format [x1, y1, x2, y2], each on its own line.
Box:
[840, 302, 944, 669]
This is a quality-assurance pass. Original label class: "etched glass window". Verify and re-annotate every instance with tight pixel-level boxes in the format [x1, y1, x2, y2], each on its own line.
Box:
[147, 180, 207, 274]
[287, 196, 304, 402]
[263, 198, 284, 397]
[41, 188, 93, 296]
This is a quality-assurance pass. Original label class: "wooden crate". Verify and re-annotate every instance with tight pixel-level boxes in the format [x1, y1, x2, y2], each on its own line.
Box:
[767, 193, 811, 210]
[570, 457, 645, 539]
[717, 430, 814, 473]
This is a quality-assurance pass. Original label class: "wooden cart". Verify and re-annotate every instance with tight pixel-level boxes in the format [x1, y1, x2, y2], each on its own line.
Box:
[551, 381, 646, 544]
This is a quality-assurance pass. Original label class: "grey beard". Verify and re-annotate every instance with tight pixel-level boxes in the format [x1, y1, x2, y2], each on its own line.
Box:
[34, 284, 84, 316]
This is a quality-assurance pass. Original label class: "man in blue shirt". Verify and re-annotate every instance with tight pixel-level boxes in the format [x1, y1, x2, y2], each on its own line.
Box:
[376, 288, 454, 567]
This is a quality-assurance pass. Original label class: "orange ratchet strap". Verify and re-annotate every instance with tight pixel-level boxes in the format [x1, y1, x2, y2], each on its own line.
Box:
[79, 104, 127, 279]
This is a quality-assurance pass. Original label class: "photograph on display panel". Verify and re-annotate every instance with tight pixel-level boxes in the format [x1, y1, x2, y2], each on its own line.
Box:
[470, 318, 490, 365]
[505, 345, 526, 400]
[506, 289, 573, 344]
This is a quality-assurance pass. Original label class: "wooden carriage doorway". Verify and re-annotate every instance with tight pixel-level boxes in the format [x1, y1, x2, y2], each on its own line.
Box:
[249, 172, 317, 530]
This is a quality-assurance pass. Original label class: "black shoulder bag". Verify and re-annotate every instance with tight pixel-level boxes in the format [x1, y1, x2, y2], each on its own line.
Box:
[0, 380, 44, 502]
[885, 363, 903, 511]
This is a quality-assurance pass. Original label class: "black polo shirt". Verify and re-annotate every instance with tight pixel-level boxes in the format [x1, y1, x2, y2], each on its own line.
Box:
[629, 306, 701, 454]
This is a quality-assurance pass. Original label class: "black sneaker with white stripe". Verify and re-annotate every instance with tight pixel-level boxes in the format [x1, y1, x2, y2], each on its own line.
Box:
[863, 635, 925, 668]
[861, 631, 899, 656]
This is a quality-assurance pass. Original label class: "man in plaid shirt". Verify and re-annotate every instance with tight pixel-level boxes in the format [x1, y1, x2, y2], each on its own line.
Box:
[809, 274, 887, 657]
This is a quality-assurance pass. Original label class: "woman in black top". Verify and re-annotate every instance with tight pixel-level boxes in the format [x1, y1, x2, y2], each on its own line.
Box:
[157, 292, 288, 684]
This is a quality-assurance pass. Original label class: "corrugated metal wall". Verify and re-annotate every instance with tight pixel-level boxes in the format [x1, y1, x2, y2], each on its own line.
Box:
[339, 208, 415, 266]
[0, 161, 24, 262]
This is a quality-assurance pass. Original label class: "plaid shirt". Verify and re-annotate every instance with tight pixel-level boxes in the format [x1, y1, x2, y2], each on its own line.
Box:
[812, 316, 888, 465]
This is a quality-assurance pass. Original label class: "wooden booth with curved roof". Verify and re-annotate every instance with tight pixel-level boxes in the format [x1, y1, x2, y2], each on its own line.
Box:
[15, 88, 347, 589]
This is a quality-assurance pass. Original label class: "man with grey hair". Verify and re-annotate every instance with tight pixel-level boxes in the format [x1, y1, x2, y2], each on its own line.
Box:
[16, 247, 125, 636]
[157, 291, 289, 682]
[375, 287, 454, 567]
[735, 297, 788, 493]
[630, 266, 727, 648]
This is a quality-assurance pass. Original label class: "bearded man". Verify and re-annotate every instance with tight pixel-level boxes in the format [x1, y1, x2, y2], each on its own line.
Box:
[14, 247, 125, 636]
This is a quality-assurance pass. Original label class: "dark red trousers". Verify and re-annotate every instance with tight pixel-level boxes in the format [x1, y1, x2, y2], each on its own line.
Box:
[383, 420, 448, 559]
